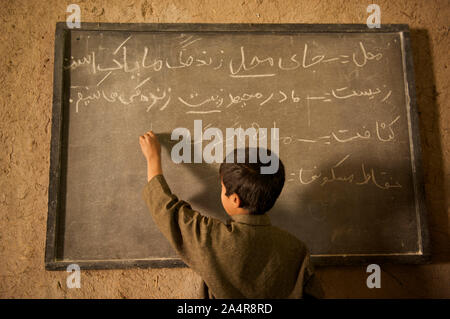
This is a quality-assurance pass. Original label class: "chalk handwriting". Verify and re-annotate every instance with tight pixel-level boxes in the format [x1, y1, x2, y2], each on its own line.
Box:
[291, 154, 402, 190]
[67, 34, 405, 194]
[64, 38, 384, 78]
[278, 115, 400, 145]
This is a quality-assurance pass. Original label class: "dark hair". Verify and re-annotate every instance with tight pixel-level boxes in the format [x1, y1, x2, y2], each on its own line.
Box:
[219, 147, 285, 215]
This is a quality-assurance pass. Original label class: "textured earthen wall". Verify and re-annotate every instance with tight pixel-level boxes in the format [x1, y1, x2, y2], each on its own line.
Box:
[0, 0, 448, 298]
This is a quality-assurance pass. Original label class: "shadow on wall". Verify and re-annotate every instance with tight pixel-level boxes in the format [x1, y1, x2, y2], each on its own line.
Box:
[316, 29, 449, 298]
[156, 132, 227, 222]
[155, 28, 449, 296]
[271, 155, 426, 264]
[410, 28, 449, 264]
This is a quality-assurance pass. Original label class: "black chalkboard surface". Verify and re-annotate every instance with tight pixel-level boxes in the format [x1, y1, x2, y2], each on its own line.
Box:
[45, 23, 430, 269]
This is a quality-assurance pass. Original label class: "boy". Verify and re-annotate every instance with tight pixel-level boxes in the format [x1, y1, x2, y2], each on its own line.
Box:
[139, 130, 323, 299]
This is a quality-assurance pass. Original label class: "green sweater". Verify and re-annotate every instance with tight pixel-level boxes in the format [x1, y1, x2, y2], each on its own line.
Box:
[143, 174, 323, 299]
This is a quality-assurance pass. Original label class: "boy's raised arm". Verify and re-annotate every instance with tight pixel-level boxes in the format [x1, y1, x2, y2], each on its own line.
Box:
[138, 131, 226, 272]
[139, 130, 163, 182]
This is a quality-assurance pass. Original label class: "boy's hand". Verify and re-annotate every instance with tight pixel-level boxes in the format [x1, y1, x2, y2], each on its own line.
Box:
[139, 130, 163, 181]
[139, 130, 161, 161]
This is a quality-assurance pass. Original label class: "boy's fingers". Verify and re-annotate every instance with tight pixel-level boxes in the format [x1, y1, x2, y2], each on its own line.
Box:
[140, 131, 155, 141]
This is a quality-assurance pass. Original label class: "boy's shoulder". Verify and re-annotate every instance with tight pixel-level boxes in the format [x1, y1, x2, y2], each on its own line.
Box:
[229, 213, 308, 250]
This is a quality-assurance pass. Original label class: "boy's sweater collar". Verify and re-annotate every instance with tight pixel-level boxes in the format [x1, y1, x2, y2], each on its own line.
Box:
[230, 214, 271, 226]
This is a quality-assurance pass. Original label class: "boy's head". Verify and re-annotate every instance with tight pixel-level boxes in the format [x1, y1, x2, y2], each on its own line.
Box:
[219, 147, 285, 216]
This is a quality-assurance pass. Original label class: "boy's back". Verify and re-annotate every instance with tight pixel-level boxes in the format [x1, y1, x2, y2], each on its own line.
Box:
[139, 132, 323, 298]
[143, 175, 323, 299]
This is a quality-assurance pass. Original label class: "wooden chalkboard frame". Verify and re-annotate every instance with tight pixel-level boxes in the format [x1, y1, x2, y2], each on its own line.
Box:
[45, 22, 430, 270]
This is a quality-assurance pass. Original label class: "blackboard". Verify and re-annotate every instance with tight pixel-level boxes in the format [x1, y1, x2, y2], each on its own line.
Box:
[45, 23, 430, 269]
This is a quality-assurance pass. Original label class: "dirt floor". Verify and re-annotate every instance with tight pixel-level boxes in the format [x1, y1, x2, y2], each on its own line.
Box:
[0, 0, 448, 298]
